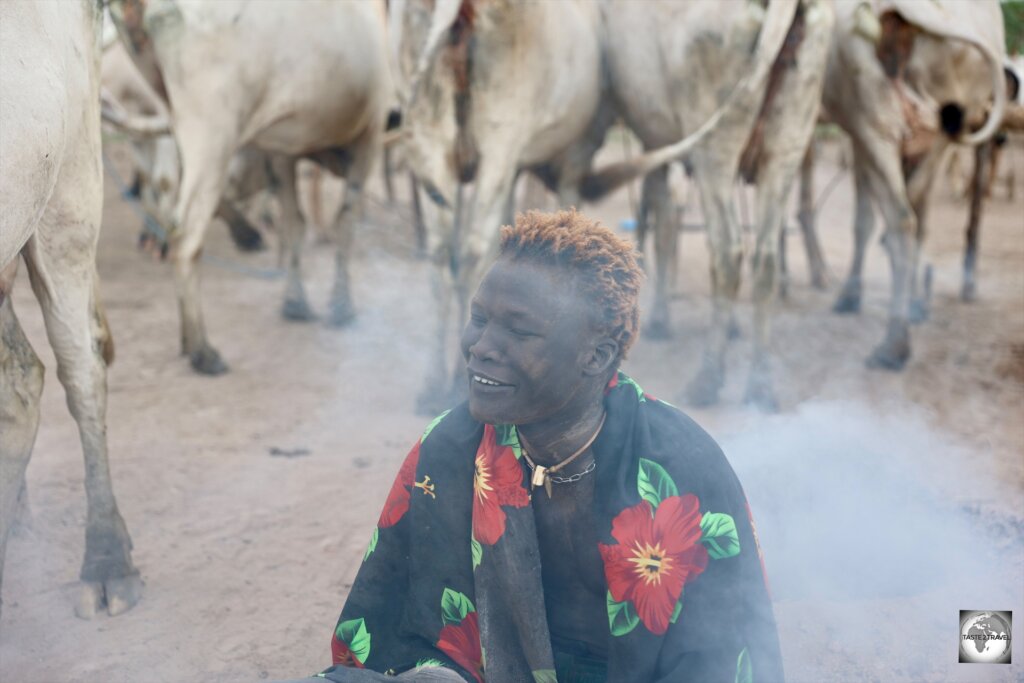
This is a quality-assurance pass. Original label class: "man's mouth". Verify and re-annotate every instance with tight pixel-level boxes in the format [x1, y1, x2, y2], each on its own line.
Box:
[470, 372, 513, 388]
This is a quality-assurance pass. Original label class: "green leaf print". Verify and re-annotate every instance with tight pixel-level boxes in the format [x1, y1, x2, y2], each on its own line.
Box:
[700, 512, 740, 560]
[637, 458, 678, 511]
[363, 527, 379, 562]
[422, 410, 451, 442]
[735, 647, 752, 683]
[471, 537, 483, 570]
[441, 588, 475, 626]
[618, 373, 647, 402]
[416, 658, 447, 670]
[607, 591, 640, 636]
[336, 618, 371, 665]
[670, 597, 683, 625]
[532, 669, 558, 683]
[495, 424, 523, 459]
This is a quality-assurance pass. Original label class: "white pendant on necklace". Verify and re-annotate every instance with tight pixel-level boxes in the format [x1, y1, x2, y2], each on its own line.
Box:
[531, 464, 547, 491]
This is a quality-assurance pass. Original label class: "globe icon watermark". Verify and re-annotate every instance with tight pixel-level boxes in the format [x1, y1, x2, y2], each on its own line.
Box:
[960, 610, 1012, 664]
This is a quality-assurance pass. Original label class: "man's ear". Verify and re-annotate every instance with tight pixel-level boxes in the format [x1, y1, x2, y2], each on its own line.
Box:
[582, 336, 619, 377]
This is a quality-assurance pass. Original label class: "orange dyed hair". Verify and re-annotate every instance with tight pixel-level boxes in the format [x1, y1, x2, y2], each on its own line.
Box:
[499, 208, 644, 362]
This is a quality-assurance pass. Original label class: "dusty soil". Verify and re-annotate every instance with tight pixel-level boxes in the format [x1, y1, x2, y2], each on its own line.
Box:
[2, 134, 1022, 683]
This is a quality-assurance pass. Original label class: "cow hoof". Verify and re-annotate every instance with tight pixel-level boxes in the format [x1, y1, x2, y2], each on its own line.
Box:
[105, 573, 144, 616]
[75, 572, 142, 619]
[684, 364, 723, 408]
[75, 582, 103, 619]
[643, 318, 672, 340]
[743, 378, 779, 413]
[908, 299, 929, 324]
[227, 222, 265, 253]
[190, 346, 229, 375]
[282, 298, 316, 322]
[866, 339, 910, 371]
[727, 317, 741, 341]
[833, 291, 861, 314]
[327, 303, 356, 328]
[810, 272, 829, 291]
[961, 281, 977, 303]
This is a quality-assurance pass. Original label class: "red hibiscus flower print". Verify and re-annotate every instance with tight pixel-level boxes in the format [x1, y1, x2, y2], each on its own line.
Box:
[331, 617, 371, 668]
[378, 442, 420, 528]
[599, 494, 709, 635]
[472, 425, 529, 545]
[437, 611, 483, 683]
[331, 635, 366, 669]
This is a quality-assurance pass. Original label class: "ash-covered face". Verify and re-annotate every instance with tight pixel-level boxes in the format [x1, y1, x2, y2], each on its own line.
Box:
[460, 258, 617, 426]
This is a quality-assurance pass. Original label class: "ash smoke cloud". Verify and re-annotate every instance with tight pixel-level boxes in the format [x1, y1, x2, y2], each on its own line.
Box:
[719, 400, 1023, 682]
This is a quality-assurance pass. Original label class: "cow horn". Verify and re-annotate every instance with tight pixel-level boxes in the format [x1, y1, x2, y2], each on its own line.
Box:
[405, 0, 463, 108]
[853, 2, 881, 44]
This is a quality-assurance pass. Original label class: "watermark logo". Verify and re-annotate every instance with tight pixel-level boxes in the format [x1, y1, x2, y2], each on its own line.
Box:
[960, 611, 1011, 664]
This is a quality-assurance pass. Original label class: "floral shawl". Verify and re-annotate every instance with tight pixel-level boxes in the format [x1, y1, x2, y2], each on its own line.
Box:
[321, 373, 783, 682]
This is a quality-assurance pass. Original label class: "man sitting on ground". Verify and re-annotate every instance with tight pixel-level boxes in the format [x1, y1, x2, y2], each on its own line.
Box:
[298, 209, 783, 682]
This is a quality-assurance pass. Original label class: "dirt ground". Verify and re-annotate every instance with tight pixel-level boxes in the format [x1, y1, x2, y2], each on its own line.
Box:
[1, 134, 1022, 683]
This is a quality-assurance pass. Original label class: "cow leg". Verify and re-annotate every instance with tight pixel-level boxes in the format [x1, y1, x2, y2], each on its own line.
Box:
[456, 161, 520, 396]
[269, 156, 315, 322]
[859, 142, 915, 370]
[416, 184, 458, 416]
[410, 174, 427, 259]
[833, 152, 875, 314]
[216, 200, 266, 253]
[905, 140, 947, 323]
[641, 166, 675, 340]
[686, 173, 743, 407]
[172, 125, 235, 375]
[797, 142, 829, 290]
[327, 137, 376, 329]
[962, 141, 993, 302]
[0, 263, 45, 619]
[23, 215, 140, 618]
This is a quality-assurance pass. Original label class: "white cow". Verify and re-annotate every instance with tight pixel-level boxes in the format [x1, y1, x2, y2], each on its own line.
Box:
[399, 0, 800, 413]
[1, 0, 141, 619]
[602, 0, 835, 409]
[818, 0, 1006, 368]
[101, 39, 268, 254]
[108, 0, 391, 374]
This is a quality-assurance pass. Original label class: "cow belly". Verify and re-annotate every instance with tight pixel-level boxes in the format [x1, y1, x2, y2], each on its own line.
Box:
[0, 2, 88, 264]
[249, 98, 374, 156]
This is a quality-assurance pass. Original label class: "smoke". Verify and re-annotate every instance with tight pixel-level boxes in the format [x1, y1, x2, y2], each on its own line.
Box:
[720, 400, 1023, 682]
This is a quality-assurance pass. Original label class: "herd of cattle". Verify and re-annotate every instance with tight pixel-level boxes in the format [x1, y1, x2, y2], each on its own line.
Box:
[0, 0, 1019, 620]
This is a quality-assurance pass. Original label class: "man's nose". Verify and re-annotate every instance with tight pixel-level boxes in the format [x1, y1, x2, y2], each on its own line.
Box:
[468, 325, 502, 362]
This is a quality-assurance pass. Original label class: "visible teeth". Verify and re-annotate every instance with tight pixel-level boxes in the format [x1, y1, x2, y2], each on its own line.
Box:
[473, 375, 502, 386]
